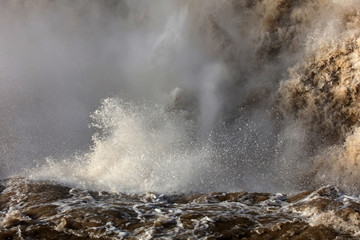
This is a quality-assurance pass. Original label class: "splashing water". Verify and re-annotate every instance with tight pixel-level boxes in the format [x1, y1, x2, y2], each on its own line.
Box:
[31, 98, 215, 193]
[1, 0, 360, 194]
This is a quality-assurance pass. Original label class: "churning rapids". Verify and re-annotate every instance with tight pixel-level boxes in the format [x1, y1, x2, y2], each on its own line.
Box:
[2, 0, 360, 239]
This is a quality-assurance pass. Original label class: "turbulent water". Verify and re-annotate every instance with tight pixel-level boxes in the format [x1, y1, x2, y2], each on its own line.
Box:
[1, 178, 360, 239]
[2, 0, 360, 239]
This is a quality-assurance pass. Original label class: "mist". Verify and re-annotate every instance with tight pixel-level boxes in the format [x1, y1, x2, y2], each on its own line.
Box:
[1, 0, 360, 193]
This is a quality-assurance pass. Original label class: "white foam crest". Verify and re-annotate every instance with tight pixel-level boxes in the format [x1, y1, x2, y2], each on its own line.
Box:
[31, 98, 213, 193]
[301, 207, 360, 237]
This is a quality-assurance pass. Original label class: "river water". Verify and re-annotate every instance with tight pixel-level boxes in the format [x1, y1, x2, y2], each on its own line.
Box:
[1, 0, 360, 238]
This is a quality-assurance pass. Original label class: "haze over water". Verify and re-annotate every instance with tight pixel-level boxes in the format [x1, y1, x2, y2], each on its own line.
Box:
[1, 0, 360, 194]
[3, 1, 360, 239]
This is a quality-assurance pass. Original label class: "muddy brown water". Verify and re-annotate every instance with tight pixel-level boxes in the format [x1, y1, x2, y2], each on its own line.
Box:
[0, 178, 358, 239]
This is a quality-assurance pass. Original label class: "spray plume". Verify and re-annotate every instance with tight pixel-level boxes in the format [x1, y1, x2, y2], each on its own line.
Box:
[1, 0, 360, 193]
